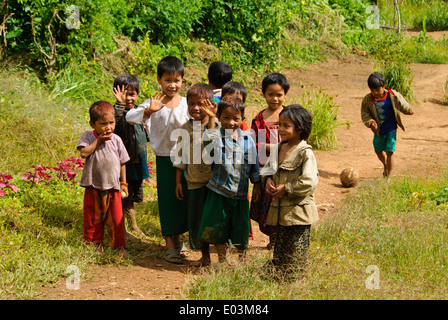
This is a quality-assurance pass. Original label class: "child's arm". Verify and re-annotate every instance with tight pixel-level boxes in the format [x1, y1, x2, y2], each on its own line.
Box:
[174, 168, 184, 200]
[252, 181, 261, 203]
[360, 95, 380, 135]
[284, 149, 318, 198]
[394, 90, 413, 115]
[78, 133, 112, 158]
[126, 93, 165, 125]
[120, 164, 128, 198]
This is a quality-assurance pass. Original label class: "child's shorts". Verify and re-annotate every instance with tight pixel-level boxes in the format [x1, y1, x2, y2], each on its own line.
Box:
[373, 130, 396, 153]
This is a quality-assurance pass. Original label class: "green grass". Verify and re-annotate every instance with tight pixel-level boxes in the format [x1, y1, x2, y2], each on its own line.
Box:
[183, 174, 448, 300]
[0, 176, 162, 299]
[379, 0, 448, 31]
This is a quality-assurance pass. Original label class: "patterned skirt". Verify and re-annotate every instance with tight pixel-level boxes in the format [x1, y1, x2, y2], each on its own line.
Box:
[272, 224, 311, 272]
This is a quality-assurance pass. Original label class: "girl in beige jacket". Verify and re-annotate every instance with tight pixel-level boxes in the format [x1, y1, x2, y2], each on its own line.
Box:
[261, 104, 319, 279]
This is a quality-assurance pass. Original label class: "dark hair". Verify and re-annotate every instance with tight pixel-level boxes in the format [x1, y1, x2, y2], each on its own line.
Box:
[217, 96, 245, 119]
[279, 104, 313, 141]
[367, 72, 386, 89]
[157, 56, 184, 78]
[208, 61, 233, 88]
[187, 83, 214, 103]
[221, 81, 248, 103]
[89, 101, 115, 123]
[261, 72, 290, 94]
[113, 73, 140, 94]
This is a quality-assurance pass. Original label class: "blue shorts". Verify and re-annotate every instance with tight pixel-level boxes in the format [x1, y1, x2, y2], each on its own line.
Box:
[373, 130, 396, 153]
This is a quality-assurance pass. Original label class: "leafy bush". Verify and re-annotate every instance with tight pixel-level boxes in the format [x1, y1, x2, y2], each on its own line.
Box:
[194, 0, 286, 71]
[123, 0, 202, 44]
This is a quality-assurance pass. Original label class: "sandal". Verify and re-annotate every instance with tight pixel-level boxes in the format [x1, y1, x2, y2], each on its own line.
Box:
[164, 249, 183, 264]
[175, 241, 189, 258]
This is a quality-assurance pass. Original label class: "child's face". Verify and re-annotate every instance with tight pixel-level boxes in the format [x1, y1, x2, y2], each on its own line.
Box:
[187, 95, 209, 121]
[90, 112, 115, 136]
[124, 87, 139, 109]
[157, 72, 183, 98]
[278, 115, 301, 142]
[370, 86, 385, 100]
[218, 107, 243, 131]
[223, 91, 243, 102]
[263, 83, 286, 111]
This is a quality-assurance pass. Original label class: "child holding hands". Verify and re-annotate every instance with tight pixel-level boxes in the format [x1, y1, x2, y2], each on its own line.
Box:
[126, 56, 190, 264]
[262, 104, 319, 279]
[250, 73, 290, 249]
[77, 101, 130, 257]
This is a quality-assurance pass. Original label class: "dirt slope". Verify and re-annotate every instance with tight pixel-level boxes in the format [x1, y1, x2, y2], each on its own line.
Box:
[37, 53, 448, 300]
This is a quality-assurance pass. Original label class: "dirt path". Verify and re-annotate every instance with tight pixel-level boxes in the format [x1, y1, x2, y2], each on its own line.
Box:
[37, 54, 448, 300]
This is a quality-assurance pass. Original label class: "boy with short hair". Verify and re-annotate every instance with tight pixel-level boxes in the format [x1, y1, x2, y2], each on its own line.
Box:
[173, 83, 218, 266]
[126, 56, 190, 264]
[207, 61, 233, 104]
[112, 73, 149, 240]
[361, 72, 413, 177]
[77, 101, 130, 257]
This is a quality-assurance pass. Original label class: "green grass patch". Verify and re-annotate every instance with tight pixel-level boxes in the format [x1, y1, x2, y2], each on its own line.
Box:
[0, 175, 163, 299]
[183, 174, 448, 299]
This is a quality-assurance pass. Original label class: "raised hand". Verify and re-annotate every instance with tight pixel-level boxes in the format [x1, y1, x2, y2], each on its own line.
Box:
[145, 92, 167, 116]
[200, 99, 217, 118]
[113, 85, 127, 105]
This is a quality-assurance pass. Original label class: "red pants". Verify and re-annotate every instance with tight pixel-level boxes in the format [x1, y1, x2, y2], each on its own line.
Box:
[83, 187, 125, 248]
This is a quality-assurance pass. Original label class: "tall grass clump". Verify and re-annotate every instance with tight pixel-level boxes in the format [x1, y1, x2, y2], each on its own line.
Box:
[299, 88, 347, 150]
[184, 172, 448, 300]
[376, 59, 416, 102]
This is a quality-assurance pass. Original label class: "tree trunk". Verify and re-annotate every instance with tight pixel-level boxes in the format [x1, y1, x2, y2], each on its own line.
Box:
[394, 0, 401, 34]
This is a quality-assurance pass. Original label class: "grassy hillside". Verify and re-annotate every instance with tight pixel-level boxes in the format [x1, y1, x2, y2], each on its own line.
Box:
[1, 0, 448, 299]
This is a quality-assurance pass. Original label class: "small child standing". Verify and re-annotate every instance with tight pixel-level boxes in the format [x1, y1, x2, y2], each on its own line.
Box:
[221, 80, 253, 239]
[199, 96, 261, 264]
[173, 83, 218, 267]
[126, 56, 190, 264]
[250, 73, 290, 249]
[361, 72, 413, 177]
[263, 104, 319, 279]
[112, 73, 149, 240]
[77, 101, 130, 257]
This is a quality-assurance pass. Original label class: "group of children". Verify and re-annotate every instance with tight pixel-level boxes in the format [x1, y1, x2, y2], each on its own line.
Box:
[76, 55, 413, 278]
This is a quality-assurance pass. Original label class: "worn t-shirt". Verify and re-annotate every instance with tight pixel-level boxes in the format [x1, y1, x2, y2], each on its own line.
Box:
[77, 131, 130, 190]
